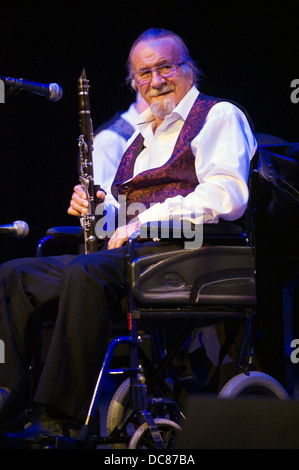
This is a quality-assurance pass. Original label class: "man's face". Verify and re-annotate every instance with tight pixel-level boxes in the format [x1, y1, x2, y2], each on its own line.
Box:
[131, 37, 193, 120]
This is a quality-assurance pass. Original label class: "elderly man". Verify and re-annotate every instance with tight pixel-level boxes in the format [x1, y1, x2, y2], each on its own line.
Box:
[0, 28, 256, 434]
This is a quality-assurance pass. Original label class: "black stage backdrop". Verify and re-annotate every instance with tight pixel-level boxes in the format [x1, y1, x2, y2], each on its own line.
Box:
[0, 2, 298, 387]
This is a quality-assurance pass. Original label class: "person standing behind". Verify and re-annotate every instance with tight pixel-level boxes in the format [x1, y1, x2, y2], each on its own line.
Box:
[92, 92, 148, 204]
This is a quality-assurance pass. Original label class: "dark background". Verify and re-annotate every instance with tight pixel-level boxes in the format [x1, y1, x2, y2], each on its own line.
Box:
[0, 2, 298, 387]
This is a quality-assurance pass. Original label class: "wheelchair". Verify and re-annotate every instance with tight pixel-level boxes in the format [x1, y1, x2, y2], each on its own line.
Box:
[7, 144, 299, 449]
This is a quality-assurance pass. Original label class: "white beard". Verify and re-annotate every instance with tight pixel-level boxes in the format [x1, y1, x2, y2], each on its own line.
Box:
[150, 95, 176, 119]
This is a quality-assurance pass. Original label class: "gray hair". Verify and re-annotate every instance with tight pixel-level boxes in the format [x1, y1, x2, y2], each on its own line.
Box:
[126, 28, 202, 90]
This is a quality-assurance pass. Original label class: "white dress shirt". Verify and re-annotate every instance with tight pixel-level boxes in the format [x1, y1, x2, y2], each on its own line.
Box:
[123, 86, 257, 225]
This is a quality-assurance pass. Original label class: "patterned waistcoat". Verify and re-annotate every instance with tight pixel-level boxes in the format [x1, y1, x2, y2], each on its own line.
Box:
[111, 94, 220, 220]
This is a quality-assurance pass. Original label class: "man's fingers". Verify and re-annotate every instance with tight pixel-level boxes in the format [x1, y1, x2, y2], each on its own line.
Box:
[107, 221, 141, 250]
[96, 189, 106, 202]
[107, 237, 126, 250]
[67, 186, 89, 217]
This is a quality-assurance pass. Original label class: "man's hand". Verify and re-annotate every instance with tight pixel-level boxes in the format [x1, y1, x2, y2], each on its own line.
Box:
[67, 184, 106, 217]
[108, 219, 141, 249]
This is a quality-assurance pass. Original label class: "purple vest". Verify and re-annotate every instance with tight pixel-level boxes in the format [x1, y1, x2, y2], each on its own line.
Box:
[111, 94, 220, 221]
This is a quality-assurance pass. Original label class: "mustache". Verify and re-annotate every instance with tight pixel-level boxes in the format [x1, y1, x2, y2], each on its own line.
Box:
[147, 83, 174, 97]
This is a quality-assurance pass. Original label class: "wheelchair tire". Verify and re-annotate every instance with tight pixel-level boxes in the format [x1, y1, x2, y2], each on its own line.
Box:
[106, 378, 131, 449]
[218, 371, 289, 399]
[128, 418, 182, 449]
[107, 377, 181, 449]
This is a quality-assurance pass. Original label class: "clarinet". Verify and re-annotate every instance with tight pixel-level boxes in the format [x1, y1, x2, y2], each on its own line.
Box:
[77, 68, 98, 254]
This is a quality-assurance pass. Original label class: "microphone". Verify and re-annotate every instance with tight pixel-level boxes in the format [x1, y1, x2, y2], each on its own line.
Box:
[0, 76, 63, 102]
[0, 220, 29, 238]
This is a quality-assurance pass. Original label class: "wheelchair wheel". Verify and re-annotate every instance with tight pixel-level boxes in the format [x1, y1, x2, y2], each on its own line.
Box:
[107, 377, 181, 449]
[128, 418, 182, 449]
[106, 378, 132, 449]
[218, 371, 289, 399]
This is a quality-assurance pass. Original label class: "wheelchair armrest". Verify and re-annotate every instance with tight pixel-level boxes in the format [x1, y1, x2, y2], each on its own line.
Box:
[45, 225, 84, 240]
[36, 225, 84, 257]
[138, 220, 248, 242]
[127, 220, 250, 263]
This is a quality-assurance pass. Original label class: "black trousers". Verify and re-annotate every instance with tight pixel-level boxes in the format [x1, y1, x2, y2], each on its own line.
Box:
[0, 241, 181, 423]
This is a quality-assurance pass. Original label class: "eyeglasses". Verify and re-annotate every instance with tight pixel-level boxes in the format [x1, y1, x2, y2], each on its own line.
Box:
[133, 62, 185, 86]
